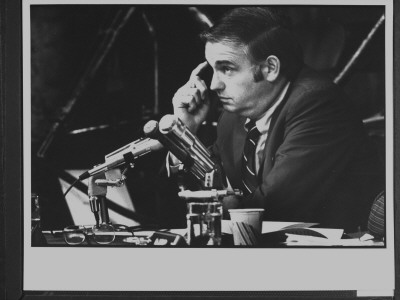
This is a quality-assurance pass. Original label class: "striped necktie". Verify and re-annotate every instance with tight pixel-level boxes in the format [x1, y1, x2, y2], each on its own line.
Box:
[241, 121, 261, 195]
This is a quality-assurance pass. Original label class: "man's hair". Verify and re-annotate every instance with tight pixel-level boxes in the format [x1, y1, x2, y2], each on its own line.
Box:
[200, 7, 304, 80]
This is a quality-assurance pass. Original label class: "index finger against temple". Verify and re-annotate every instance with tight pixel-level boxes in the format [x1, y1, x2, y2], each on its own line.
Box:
[190, 61, 209, 79]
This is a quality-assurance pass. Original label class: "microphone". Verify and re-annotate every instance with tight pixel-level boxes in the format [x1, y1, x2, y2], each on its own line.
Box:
[79, 137, 162, 180]
[158, 114, 215, 182]
[143, 120, 193, 168]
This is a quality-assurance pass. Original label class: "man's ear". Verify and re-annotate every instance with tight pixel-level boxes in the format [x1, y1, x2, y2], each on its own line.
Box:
[261, 55, 280, 82]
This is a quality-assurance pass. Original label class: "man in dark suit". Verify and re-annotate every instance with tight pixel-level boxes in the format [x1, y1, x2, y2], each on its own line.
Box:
[169, 7, 384, 232]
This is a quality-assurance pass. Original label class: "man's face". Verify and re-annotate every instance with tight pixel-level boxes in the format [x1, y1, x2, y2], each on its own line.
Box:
[205, 41, 274, 119]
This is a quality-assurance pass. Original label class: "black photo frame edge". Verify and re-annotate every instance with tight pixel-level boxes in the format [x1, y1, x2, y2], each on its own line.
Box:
[1, 0, 399, 299]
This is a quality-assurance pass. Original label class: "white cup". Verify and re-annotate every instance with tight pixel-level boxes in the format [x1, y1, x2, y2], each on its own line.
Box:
[228, 209, 264, 245]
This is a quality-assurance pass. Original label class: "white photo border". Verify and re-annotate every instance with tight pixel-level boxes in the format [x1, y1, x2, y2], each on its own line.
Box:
[23, 0, 395, 295]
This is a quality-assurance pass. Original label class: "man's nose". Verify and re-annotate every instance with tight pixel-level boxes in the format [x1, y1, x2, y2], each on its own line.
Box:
[210, 73, 224, 91]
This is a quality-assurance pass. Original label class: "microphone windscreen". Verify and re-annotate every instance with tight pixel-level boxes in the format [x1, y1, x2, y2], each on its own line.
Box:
[143, 120, 159, 138]
[159, 114, 177, 134]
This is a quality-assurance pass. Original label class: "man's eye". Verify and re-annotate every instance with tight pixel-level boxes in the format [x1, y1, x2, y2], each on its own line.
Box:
[222, 66, 233, 74]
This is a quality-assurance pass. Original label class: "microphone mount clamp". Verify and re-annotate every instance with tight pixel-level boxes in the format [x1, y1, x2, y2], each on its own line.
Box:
[94, 167, 130, 188]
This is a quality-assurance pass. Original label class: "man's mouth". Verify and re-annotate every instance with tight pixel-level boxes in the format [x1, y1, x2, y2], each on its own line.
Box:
[218, 96, 230, 101]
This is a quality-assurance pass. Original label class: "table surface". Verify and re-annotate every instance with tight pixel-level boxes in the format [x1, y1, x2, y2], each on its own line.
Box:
[38, 221, 384, 247]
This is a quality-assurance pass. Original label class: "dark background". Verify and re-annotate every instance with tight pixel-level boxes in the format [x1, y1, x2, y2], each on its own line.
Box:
[30, 5, 386, 231]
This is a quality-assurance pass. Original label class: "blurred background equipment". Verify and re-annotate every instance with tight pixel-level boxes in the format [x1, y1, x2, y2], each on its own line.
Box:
[30, 5, 386, 230]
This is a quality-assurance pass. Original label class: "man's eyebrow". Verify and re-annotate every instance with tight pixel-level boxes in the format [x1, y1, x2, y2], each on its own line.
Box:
[214, 60, 236, 67]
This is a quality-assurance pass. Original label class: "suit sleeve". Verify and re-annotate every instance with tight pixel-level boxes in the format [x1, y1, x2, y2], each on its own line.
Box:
[244, 83, 367, 222]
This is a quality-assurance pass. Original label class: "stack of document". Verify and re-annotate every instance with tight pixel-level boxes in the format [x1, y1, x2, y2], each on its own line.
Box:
[222, 221, 384, 246]
[266, 222, 384, 246]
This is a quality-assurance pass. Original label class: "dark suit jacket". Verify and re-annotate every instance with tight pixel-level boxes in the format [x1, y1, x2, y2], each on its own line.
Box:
[212, 67, 384, 232]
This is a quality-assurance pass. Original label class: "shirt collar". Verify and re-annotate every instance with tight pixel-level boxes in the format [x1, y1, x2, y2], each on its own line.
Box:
[245, 81, 290, 134]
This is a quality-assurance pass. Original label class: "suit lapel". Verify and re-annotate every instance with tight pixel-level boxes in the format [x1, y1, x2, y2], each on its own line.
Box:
[260, 82, 294, 176]
[232, 117, 247, 175]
